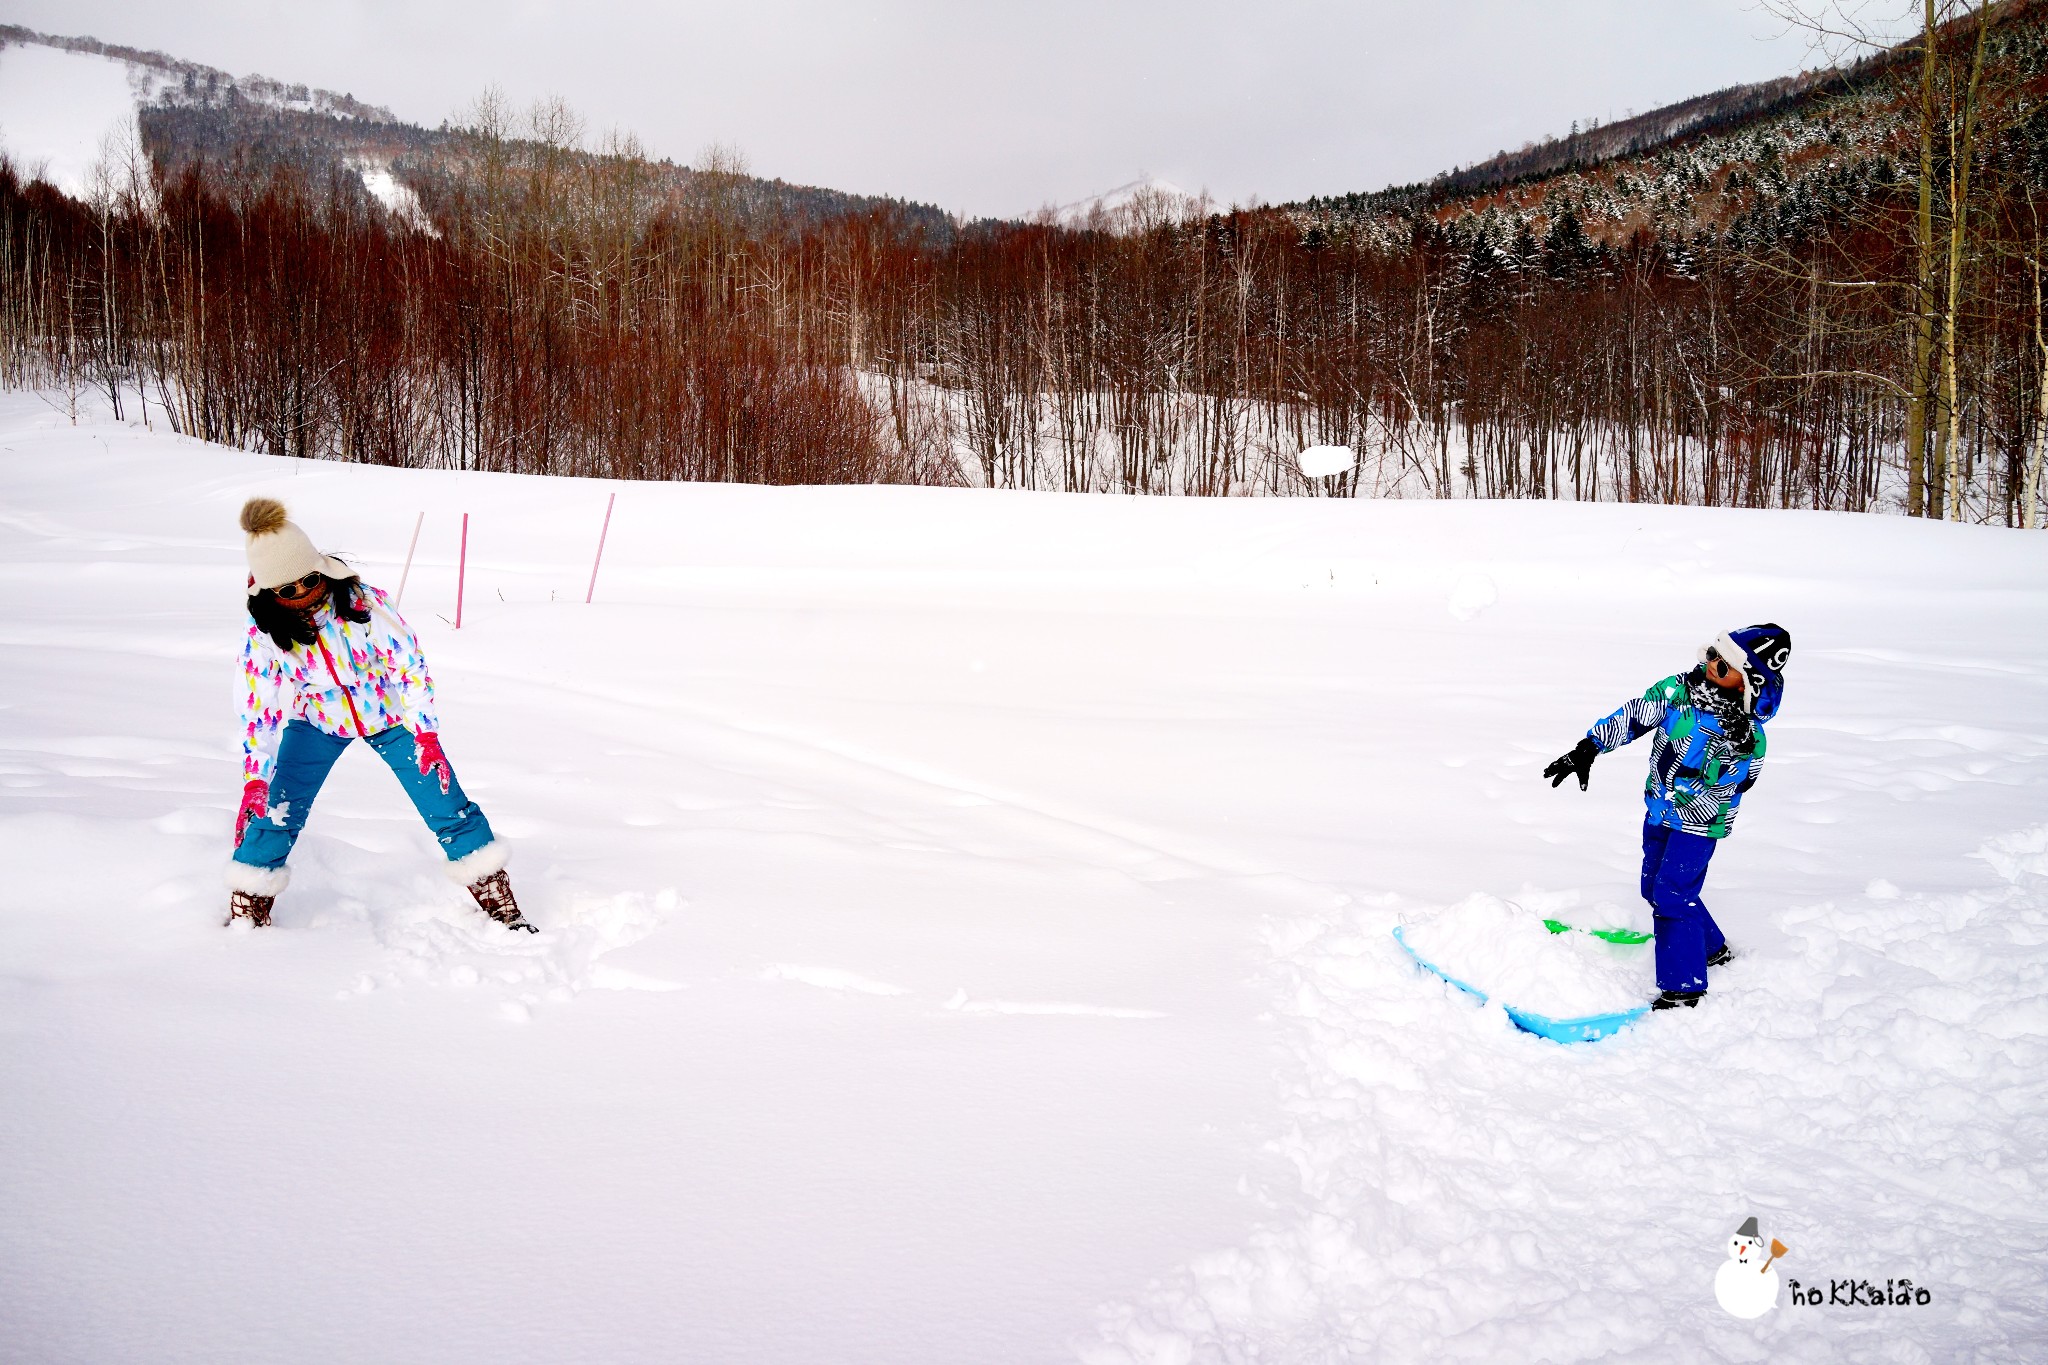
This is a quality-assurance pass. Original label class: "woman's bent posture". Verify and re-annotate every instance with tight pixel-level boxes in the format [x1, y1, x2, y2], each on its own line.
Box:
[225, 498, 532, 932]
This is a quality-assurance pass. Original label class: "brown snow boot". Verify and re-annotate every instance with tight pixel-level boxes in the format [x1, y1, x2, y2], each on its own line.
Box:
[226, 890, 274, 927]
[467, 868, 537, 933]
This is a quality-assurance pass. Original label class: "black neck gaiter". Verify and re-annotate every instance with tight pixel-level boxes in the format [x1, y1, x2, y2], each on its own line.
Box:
[1685, 665, 1754, 749]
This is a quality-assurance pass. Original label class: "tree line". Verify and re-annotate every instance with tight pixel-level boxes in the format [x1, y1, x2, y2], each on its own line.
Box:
[1, 36, 2043, 523]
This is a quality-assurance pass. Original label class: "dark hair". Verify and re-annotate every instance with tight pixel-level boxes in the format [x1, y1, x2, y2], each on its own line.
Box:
[249, 573, 371, 651]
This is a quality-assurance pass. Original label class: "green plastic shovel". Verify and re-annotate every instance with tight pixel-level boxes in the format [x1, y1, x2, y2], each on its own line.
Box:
[1542, 919, 1653, 945]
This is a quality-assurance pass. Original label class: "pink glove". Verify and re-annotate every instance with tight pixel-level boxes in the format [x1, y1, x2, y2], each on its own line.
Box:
[234, 779, 269, 846]
[414, 731, 452, 795]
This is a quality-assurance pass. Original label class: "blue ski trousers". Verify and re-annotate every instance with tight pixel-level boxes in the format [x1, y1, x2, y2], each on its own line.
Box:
[1641, 818, 1726, 994]
[232, 719, 496, 871]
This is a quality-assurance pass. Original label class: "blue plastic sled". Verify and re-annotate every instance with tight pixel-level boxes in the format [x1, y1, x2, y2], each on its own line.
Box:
[1391, 925, 1649, 1044]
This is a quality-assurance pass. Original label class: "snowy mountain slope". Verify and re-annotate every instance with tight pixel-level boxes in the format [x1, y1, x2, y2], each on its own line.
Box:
[345, 154, 435, 234]
[0, 42, 139, 198]
[0, 25, 955, 237]
[1288, 9, 2026, 249]
[0, 393, 2044, 1362]
[1046, 176, 1205, 231]
[0, 25, 397, 123]
[0, 35, 398, 208]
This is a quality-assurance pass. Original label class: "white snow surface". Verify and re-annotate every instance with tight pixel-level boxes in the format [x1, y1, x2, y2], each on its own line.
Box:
[1, 392, 2046, 1362]
[346, 155, 438, 234]
[1399, 893, 1653, 1017]
[0, 44, 140, 198]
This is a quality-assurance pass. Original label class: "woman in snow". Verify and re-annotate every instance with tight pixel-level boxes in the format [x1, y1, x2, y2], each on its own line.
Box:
[224, 498, 531, 932]
[1541, 624, 1791, 1009]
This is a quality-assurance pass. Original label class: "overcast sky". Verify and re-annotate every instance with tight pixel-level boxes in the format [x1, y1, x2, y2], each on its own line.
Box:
[2, 0, 1826, 218]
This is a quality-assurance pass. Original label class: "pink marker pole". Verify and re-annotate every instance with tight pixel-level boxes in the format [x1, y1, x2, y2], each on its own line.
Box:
[396, 510, 424, 606]
[455, 512, 469, 629]
[585, 492, 616, 605]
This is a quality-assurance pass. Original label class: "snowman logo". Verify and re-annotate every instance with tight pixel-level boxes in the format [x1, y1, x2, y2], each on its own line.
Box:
[1714, 1216, 1787, 1319]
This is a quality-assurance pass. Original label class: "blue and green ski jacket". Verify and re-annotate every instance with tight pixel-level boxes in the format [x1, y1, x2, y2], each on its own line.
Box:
[1587, 674, 1766, 839]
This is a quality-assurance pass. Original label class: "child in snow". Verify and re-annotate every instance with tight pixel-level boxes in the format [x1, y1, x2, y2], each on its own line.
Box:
[1542, 624, 1791, 1009]
[224, 498, 532, 932]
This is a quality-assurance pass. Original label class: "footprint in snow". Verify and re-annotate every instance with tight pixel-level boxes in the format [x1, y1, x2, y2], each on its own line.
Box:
[350, 882, 684, 1013]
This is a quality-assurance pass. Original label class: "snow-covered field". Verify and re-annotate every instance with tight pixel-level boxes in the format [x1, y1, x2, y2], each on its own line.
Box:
[2, 392, 2045, 1363]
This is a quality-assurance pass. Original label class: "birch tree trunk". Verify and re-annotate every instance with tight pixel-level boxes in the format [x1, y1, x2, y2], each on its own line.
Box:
[1907, 0, 1939, 518]
[2031, 234, 2048, 529]
[1939, 3, 1992, 521]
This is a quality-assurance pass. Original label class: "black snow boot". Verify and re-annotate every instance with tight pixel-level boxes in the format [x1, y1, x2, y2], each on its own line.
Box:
[468, 869, 537, 933]
[226, 891, 274, 927]
[1652, 989, 1705, 1010]
[1705, 944, 1734, 968]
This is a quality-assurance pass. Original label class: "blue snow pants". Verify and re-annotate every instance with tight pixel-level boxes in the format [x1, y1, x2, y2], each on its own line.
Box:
[231, 719, 495, 871]
[1641, 819, 1726, 995]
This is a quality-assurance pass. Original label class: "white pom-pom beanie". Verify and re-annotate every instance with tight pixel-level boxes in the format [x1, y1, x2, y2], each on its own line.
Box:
[240, 498, 349, 594]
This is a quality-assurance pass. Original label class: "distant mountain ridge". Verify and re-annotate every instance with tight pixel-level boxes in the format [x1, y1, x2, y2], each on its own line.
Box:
[1407, 68, 1856, 203]
[1040, 176, 1207, 232]
[0, 24, 398, 122]
[0, 24, 957, 236]
[1275, 5, 2048, 256]
[1286, 63, 1888, 235]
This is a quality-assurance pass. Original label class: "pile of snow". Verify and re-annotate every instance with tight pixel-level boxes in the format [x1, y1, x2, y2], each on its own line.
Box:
[1295, 444, 1357, 478]
[1400, 892, 1652, 1017]
[2, 391, 2046, 1361]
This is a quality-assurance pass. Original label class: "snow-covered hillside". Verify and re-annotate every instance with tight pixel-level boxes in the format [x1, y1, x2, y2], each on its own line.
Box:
[1047, 176, 1206, 231]
[1, 393, 2044, 1363]
[0, 43, 138, 198]
[0, 33, 407, 210]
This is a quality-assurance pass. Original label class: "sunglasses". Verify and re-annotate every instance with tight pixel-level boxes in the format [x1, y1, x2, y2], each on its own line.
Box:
[276, 572, 327, 598]
[1704, 647, 1743, 684]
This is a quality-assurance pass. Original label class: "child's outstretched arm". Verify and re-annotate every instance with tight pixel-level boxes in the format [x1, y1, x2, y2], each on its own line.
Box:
[1543, 678, 1681, 792]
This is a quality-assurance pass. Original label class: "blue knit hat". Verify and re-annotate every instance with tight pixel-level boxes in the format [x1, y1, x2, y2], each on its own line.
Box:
[1703, 624, 1791, 720]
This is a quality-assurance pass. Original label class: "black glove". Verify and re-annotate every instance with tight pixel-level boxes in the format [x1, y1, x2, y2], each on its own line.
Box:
[1543, 737, 1600, 791]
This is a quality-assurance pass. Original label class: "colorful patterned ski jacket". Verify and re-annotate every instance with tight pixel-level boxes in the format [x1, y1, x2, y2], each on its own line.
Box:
[1586, 672, 1767, 838]
[237, 584, 439, 785]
